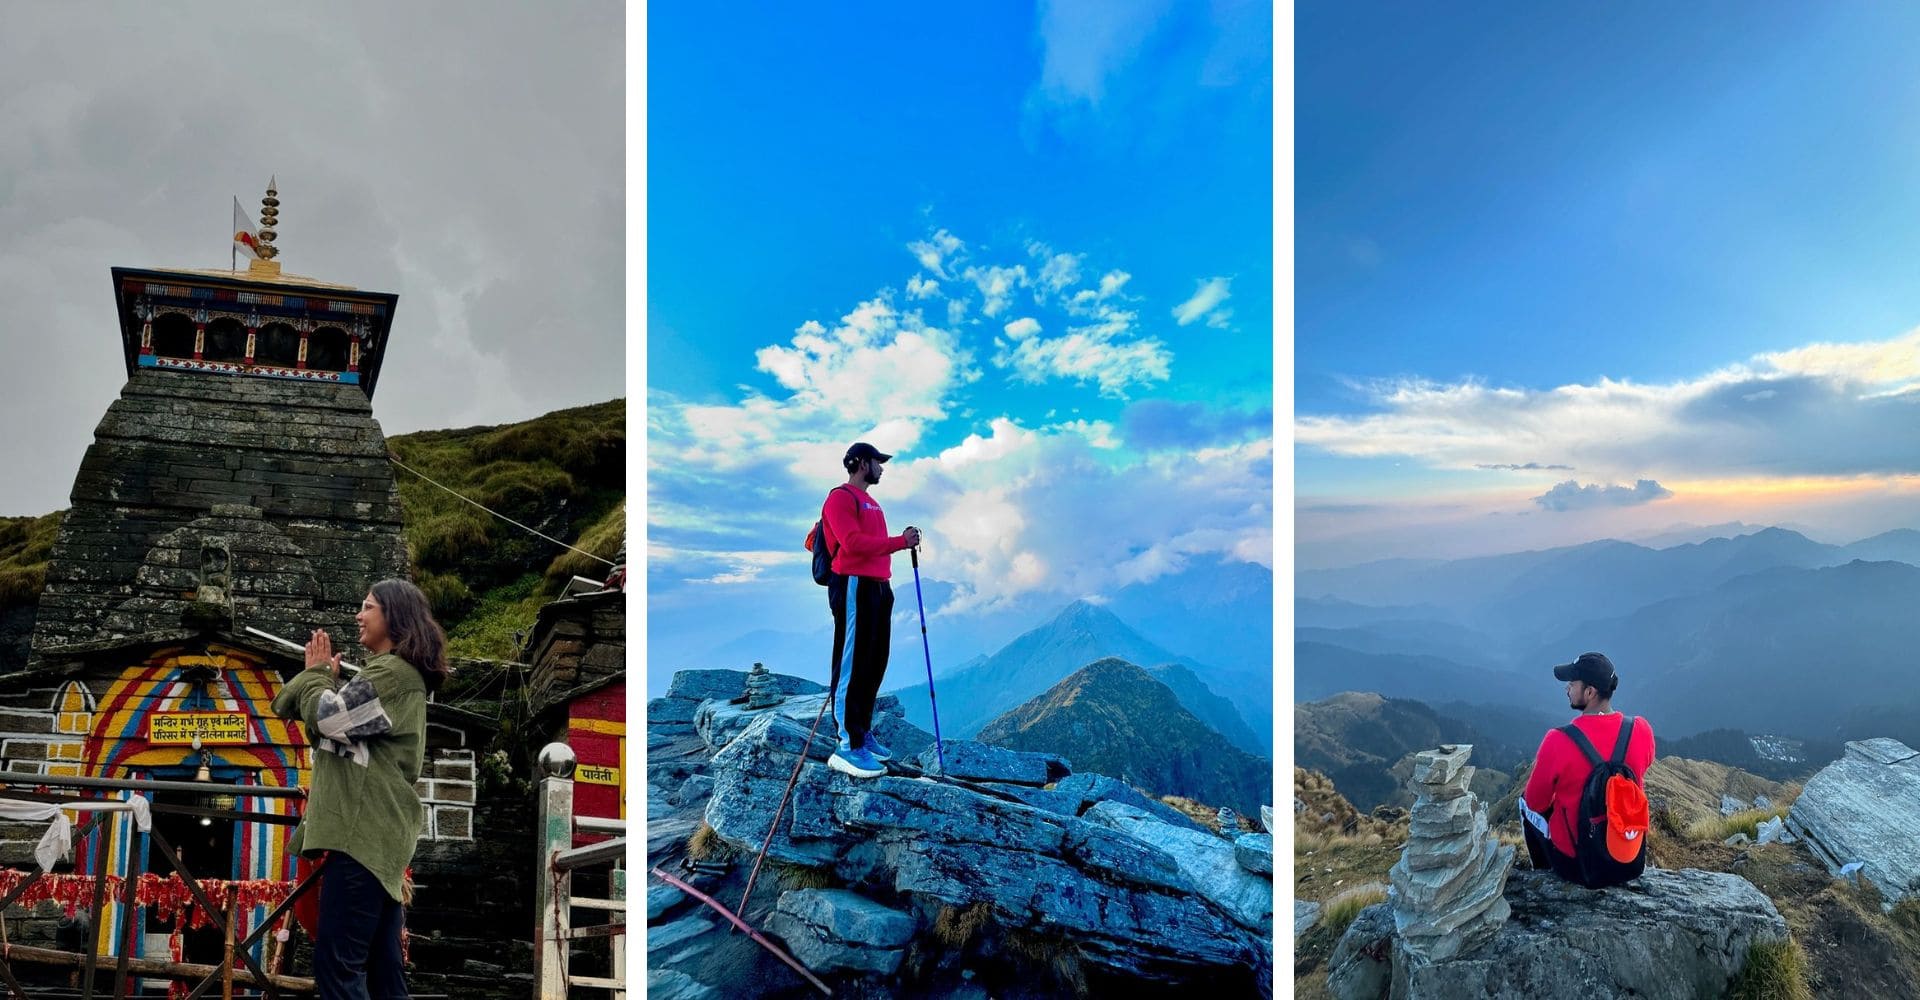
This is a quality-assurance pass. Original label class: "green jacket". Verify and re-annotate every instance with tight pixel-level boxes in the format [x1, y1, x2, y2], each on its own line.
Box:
[271, 652, 427, 903]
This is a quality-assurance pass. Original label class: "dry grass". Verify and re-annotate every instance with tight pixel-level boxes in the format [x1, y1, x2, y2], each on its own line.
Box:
[1727, 938, 1812, 1000]
[686, 821, 735, 862]
[772, 862, 837, 892]
[931, 902, 993, 948]
[1687, 806, 1791, 845]
[1892, 896, 1920, 936]
[1321, 884, 1389, 939]
[1003, 927, 1088, 998]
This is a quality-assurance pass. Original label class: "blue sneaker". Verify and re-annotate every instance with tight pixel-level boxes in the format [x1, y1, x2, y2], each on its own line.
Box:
[862, 732, 893, 762]
[829, 741, 885, 778]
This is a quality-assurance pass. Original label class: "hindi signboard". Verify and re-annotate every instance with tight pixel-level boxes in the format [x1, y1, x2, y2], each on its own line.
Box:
[149, 713, 252, 745]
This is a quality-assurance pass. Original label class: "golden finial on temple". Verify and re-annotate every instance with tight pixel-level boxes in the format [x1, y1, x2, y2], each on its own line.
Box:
[257, 177, 280, 260]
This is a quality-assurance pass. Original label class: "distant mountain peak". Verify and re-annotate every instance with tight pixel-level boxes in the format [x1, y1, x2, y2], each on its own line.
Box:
[1056, 598, 1119, 625]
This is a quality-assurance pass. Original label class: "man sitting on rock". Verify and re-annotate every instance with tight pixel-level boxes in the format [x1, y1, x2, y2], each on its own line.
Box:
[1520, 652, 1655, 886]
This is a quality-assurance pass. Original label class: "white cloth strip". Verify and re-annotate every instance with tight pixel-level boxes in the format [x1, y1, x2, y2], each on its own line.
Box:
[0, 794, 151, 870]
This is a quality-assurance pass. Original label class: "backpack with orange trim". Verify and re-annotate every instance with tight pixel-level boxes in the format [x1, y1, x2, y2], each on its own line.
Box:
[1557, 714, 1649, 888]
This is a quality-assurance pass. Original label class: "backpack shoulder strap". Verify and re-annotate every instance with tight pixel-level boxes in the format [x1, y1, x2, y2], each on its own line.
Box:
[1557, 723, 1605, 767]
[1610, 715, 1637, 766]
[823, 485, 855, 554]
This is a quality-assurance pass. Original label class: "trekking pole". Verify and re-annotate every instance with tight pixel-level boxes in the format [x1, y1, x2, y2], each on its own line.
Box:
[910, 546, 947, 774]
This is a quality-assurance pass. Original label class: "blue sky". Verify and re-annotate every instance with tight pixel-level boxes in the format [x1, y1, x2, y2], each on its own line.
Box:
[1297, 5, 1920, 566]
[648, 2, 1274, 684]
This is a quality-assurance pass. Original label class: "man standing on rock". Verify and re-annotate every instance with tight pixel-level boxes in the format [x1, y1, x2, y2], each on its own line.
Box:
[816, 442, 921, 779]
[1521, 652, 1655, 885]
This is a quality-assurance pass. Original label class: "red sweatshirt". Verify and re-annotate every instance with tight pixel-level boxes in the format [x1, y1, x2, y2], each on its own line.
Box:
[1522, 713, 1655, 856]
[820, 484, 909, 579]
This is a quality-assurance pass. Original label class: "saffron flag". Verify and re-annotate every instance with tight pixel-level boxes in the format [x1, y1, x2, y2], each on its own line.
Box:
[233, 196, 261, 259]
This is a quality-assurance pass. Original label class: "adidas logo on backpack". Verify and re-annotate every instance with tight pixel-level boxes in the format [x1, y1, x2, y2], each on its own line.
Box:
[1557, 714, 1651, 888]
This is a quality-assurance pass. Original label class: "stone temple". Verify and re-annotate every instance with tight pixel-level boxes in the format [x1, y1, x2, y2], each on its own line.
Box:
[28, 181, 407, 664]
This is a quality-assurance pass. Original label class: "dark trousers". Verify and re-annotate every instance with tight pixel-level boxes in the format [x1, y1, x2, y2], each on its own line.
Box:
[828, 575, 894, 746]
[1523, 817, 1586, 884]
[314, 852, 409, 1000]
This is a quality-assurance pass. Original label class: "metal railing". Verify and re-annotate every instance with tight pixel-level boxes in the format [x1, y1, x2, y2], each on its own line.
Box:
[532, 744, 625, 999]
[0, 774, 317, 998]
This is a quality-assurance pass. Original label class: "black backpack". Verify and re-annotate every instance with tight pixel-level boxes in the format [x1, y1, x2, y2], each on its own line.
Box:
[1556, 714, 1650, 888]
[807, 486, 853, 586]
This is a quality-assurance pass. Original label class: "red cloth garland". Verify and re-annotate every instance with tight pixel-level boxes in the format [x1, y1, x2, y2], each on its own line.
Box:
[0, 869, 299, 929]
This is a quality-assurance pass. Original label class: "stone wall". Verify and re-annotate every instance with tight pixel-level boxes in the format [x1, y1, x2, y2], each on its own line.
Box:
[525, 591, 624, 720]
[30, 369, 407, 663]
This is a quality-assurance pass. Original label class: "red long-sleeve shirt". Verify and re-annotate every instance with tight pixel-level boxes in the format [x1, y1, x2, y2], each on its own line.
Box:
[820, 484, 909, 579]
[1522, 713, 1655, 856]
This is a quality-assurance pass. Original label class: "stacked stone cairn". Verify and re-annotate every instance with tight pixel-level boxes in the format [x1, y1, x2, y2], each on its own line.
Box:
[743, 662, 785, 710]
[1387, 744, 1514, 962]
[1216, 806, 1239, 834]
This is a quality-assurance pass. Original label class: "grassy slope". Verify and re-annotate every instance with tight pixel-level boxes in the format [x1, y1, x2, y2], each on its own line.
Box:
[387, 397, 626, 659]
[0, 512, 62, 607]
[0, 399, 626, 663]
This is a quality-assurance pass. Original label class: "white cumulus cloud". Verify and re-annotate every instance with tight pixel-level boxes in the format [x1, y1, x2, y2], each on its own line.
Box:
[1296, 327, 1920, 482]
[1172, 276, 1232, 327]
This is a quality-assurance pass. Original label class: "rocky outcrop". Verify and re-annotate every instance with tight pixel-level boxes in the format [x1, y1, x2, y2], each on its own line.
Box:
[1786, 737, 1920, 903]
[1334, 869, 1790, 1000]
[914, 739, 1070, 785]
[1081, 801, 1272, 934]
[704, 712, 1269, 975]
[1329, 743, 1792, 1000]
[1387, 745, 1513, 962]
[763, 889, 916, 975]
[649, 667, 1271, 997]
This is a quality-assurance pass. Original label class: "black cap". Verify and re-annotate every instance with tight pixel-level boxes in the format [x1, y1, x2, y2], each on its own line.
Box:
[845, 442, 892, 464]
[1553, 652, 1616, 687]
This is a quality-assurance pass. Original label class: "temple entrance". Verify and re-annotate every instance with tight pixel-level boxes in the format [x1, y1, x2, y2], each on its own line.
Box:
[143, 788, 237, 971]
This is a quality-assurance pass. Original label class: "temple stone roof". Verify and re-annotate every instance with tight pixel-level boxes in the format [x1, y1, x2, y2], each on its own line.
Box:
[28, 368, 408, 665]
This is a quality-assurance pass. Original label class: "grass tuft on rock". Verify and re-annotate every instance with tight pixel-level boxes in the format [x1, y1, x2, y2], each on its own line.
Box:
[1727, 938, 1811, 1000]
[686, 821, 735, 862]
[1002, 926, 1088, 998]
[931, 901, 993, 948]
[771, 862, 837, 892]
[1322, 884, 1388, 939]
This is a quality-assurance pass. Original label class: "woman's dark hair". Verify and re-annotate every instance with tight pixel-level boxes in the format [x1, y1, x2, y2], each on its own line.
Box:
[369, 578, 451, 693]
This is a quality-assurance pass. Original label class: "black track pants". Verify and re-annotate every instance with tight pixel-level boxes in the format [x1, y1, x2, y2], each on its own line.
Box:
[828, 575, 894, 747]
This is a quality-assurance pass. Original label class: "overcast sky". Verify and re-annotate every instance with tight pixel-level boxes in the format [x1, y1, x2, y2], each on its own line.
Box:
[0, 2, 624, 516]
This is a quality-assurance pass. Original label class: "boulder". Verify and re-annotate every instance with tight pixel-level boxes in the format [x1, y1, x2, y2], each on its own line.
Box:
[1261, 805, 1274, 833]
[914, 739, 1070, 786]
[675, 773, 716, 807]
[697, 693, 840, 751]
[871, 712, 935, 761]
[670, 668, 826, 703]
[1326, 902, 1393, 1000]
[647, 883, 687, 921]
[1387, 868, 1789, 1000]
[1295, 900, 1321, 940]
[1235, 833, 1273, 877]
[649, 969, 720, 1000]
[978, 782, 1083, 816]
[1083, 801, 1272, 934]
[1754, 816, 1793, 846]
[1720, 794, 1747, 816]
[1049, 773, 1207, 832]
[700, 712, 1267, 981]
[763, 888, 916, 976]
[650, 695, 704, 726]
[648, 913, 716, 955]
[1786, 738, 1920, 903]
